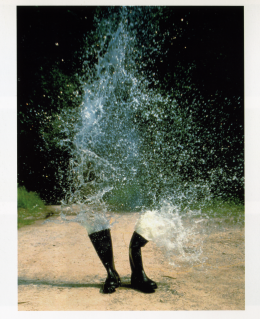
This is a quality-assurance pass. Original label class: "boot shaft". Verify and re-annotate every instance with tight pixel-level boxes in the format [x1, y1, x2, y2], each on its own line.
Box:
[129, 231, 148, 271]
[89, 228, 121, 292]
[89, 229, 114, 270]
[129, 231, 148, 248]
[129, 231, 158, 291]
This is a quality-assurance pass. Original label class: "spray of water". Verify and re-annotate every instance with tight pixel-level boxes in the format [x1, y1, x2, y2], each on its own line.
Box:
[50, 7, 243, 267]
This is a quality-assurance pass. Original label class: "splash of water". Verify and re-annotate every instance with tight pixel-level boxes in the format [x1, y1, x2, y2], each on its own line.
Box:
[134, 201, 208, 266]
[53, 7, 243, 266]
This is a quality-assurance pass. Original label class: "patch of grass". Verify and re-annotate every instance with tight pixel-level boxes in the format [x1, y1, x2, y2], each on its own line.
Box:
[18, 186, 48, 228]
[200, 198, 245, 225]
[104, 182, 244, 225]
[104, 182, 147, 212]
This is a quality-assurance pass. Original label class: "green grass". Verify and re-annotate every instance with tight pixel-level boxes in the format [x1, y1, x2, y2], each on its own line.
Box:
[199, 198, 245, 225]
[17, 184, 244, 228]
[104, 182, 147, 212]
[104, 183, 244, 225]
[18, 186, 49, 228]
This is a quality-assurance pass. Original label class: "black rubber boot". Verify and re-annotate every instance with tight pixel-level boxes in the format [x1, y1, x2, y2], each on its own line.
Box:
[129, 231, 157, 292]
[89, 229, 121, 294]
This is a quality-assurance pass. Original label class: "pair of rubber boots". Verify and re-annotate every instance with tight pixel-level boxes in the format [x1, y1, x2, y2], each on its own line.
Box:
[89, 229, 157, 293]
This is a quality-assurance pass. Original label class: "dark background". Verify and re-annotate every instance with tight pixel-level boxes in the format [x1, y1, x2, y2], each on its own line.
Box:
[17, 6, 244, 203]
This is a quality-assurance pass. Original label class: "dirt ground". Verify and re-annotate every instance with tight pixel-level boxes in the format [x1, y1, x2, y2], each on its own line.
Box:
[18, 206, 244, 311]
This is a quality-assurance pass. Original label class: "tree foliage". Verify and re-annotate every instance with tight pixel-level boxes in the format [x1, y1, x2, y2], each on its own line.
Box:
[128, 6, 244, 201]
[17, 6, 96, 203]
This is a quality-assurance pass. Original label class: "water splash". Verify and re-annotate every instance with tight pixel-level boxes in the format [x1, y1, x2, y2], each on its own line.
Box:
[135, 201, 207, 266]
[53, 7, 243, 267]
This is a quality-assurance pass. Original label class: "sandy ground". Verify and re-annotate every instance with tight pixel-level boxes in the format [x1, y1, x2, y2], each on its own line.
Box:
[18, 207, 244, 311]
